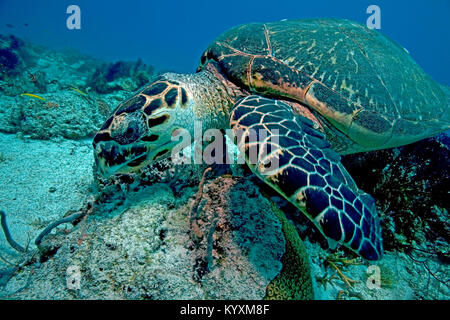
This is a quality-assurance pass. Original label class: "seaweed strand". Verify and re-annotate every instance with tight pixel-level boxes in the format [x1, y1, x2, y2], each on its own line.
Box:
[0, 210, 26, 253]
[34, 211, 84, 246]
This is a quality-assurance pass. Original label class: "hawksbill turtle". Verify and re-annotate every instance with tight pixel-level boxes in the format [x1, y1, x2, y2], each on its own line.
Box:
[92, 19, 450, 261]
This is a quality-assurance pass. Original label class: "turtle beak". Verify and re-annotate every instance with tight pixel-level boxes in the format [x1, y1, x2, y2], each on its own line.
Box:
[93, 138, 151, 178]
[93, 141, 117, 178]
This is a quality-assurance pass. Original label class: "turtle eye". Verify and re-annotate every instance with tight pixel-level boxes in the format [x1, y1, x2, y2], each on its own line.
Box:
[125, 127, 136, 139]
[110, 115, 145, 145]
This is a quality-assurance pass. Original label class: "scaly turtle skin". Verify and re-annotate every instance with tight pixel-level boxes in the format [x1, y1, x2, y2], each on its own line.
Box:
[93, 19, 450, 261]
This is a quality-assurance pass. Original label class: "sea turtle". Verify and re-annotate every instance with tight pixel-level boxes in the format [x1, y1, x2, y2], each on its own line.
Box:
[92, 19, 450, 261]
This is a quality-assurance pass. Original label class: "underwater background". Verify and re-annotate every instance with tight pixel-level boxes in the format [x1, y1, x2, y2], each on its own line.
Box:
[0, 0, 449, 84]
[0, 0, 449, 300]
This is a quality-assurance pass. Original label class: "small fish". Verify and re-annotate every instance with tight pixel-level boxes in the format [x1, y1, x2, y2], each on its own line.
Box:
[24, 23, 29, 27]
[6, 24, 14, 28]
[21, 93, 46, 101]
[70, 87, 87, 96]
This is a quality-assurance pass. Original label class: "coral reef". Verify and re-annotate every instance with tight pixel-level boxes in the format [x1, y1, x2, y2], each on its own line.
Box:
[187, 174, 285, 285]
[0, 35, 26, 78]
[1, 171, 287, 299]
[342, 133, 449, 257]
[0, 91, 105, 139]
[265, 204, 314, 300]
[0, 34, 157, 140]
[86, 59, 155, 94]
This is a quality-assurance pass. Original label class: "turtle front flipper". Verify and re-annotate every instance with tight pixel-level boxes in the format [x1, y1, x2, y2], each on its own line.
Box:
[230, 95, 383, 261]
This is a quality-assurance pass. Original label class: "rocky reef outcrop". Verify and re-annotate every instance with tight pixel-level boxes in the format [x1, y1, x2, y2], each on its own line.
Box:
[0, 34, 157, 140]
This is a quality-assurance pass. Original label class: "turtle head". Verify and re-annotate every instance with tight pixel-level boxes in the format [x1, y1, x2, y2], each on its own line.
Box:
[93, 77, 193, 177]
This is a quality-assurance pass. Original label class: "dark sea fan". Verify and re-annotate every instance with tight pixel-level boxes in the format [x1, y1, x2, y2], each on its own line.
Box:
[0, 48, 19, 74]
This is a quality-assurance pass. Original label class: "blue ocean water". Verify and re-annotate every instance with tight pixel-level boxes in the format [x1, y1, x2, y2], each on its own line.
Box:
[0, 0, 449, 84]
